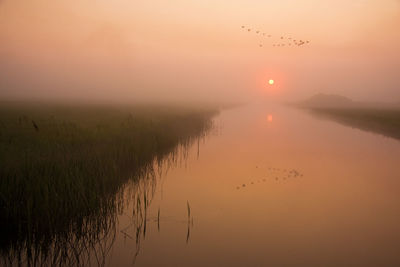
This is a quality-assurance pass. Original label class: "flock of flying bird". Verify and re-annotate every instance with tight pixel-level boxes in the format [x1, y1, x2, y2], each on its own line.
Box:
[241, 25, 311, 48]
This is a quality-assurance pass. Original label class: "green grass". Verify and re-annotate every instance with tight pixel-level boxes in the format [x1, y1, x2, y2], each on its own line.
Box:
[0, 102, 217, 265]
[308, 107, 400, 140]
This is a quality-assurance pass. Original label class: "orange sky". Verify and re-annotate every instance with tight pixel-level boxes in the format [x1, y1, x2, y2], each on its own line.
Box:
[0, 0, 399, 102]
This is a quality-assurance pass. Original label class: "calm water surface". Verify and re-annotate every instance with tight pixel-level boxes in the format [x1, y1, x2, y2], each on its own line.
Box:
[110, 104, 400, 266]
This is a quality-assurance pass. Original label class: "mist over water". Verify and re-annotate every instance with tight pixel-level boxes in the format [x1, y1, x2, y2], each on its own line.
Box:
[1, 1, 400, 266]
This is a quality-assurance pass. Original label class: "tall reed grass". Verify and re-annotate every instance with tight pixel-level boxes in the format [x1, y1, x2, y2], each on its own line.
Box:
[0, 103, 217, 266]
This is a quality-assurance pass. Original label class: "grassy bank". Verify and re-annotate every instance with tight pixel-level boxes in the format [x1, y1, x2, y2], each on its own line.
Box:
[0, 102, 217, 264]
[308, 107, 400, 140]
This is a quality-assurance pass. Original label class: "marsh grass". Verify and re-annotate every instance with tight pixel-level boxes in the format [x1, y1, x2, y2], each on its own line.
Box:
[308, 107, 400, 140]
[0, 102, 216, 266]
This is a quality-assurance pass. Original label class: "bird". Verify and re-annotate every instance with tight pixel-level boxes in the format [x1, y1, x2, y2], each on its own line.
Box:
[240, 25, 311, 49]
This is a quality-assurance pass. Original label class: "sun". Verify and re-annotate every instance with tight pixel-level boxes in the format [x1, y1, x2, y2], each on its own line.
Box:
[268, 79, 274, 85]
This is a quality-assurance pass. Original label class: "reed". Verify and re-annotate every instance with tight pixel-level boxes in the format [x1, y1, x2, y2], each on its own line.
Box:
[308, 107, 400, 140]
[0, 103, 217, 265]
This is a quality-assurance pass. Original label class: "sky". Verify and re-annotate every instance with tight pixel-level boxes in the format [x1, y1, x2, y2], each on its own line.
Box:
[0, 0, 399, 103]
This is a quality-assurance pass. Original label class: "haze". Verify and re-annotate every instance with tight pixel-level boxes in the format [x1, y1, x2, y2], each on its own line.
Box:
[1, 0, 399, 103]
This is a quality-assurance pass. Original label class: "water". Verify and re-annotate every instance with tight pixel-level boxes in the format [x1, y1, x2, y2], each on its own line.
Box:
[4, 104, 400, 266]
[109, 104, 400, 266]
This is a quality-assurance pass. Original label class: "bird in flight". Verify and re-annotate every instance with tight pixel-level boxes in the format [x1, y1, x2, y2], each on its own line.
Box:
[240, 25, 311, 48]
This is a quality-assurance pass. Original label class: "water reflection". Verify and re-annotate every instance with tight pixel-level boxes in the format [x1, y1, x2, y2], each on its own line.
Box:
[4, 104, 400, 266]
[235, 167, 304, 189]
[131, 105, 400, 266]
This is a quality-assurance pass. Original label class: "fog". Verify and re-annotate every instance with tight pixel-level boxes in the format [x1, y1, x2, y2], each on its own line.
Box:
[1, 0, 399, 103]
